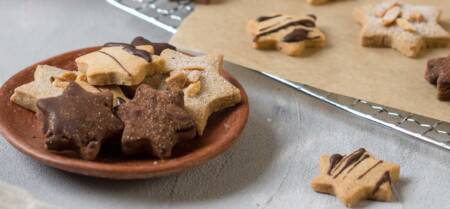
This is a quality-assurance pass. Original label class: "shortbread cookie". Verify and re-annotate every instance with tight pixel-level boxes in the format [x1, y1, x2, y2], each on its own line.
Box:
[247, 14, 326, 56]
[354, 1, 450, 57]
[36, 82, 123, 160]
[425, 54, 450, 100]
[311, 148, 400, 208]
[10, 65, 128, 112]
[161, 49, 241, 135]
[75, 37, 168, 86]
[117, 84, 196, 158]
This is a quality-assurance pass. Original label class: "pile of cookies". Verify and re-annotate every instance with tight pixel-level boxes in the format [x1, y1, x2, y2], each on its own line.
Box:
[247, 1, 450, 57]
[247, 0, 450, 100]
[10, 36, 242, 160]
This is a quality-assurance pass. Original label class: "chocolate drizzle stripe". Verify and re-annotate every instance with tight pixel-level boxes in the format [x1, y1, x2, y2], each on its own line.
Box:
[328, 154, 343, 175]
[343, 154, 370, 179]
[357, 160, 383, 179]
[104, 42, 152, 62]
[97, 51, 132, 77]
[333, 148, 366, 179]
[331, 154, 348, 174]
[260, 23, 281, 32]
[254, 18, 316, 42]
[372, 171, 392, 195]
[257, 14, 282, 22]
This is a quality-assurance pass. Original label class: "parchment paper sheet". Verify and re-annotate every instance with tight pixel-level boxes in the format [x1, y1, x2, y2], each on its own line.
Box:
[171, 0, 450, 122]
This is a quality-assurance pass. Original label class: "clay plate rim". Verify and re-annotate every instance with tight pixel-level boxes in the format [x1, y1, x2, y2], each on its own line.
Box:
[0, 46, 249, 179]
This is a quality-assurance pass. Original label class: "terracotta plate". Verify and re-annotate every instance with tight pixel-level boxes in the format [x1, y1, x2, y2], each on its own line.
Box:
[0, 47, 249, 179]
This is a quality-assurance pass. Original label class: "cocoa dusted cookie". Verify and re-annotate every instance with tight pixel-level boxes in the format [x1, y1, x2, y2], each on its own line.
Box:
[36, 82, 123, 160]
[117, 84, 196, 158]
[425, 54, 450, 100]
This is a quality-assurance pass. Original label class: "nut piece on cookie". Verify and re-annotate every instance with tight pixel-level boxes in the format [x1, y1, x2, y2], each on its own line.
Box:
[117, 85, 196, 158]
[311, 148, 400, 208]
[75, 37, 173, 86]
[353, 1, 450, 58]
[247, 14, 326, 56]
[36, 82, 123, 160]
[10, 65, 128, 112]
[425, 54, 450, 100]
[161, 49, 241, 135]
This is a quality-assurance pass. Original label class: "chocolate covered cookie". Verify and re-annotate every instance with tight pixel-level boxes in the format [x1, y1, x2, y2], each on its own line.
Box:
[36, 82, 123, 160]
[117, 84, 196, 158]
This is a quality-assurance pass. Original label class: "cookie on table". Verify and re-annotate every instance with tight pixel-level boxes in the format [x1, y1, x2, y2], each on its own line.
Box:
[10, 65, 127, 112]
[425, 54, 450, 100]
[311, 148, 400, 208]
[353, 0, 450, 58]
[36, 82, 123, 160]
[117, 84, 196, 158]
[161, 49, 241, 135]
[75, 37, 170, 86]
[247, 14, 326, 56]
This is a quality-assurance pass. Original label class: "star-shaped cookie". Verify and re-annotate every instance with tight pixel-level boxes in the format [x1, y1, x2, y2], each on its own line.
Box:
[247, 14, 326, 56]
[10, 65, 127, 112]
[425, 54, 450, 100]
[311, 148, 400, 208]
[75, 37, 169, 86]
[160, 49, 242, 135]
[36, 82, 123, 160]
[117, 84, 197, 158]
[354, 1, 450, 57]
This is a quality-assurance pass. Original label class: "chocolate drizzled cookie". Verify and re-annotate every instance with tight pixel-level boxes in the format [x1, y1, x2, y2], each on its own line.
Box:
[426, 54, 450, 100]
[311, 148, 400, 207]
[117, 84, 196, 158]
[246, 14, 326, 56]
[36, 82, 123, 160]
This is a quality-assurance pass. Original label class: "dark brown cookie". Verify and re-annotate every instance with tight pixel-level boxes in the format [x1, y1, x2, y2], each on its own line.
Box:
[425, 54, 450, 100]
[36, 82, 123, 160]
[117, 84, 196, 158]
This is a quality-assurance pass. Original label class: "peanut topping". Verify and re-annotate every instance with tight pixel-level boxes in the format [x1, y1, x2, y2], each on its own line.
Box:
[185, 81, 202, 97]
[396, 18, 416, 33]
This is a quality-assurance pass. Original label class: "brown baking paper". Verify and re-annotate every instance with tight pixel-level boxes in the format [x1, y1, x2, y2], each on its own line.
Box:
[170, 0, 450, 122]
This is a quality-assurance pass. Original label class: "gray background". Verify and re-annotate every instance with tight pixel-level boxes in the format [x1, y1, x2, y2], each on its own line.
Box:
[1, 0, 449, 209]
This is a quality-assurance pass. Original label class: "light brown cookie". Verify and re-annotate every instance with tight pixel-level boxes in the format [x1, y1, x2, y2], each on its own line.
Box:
[247, 14, 326, 56]
[354, 0, 450, 58]
[311, 148, 400, 208]
[75, 43, 163, 86]
[10, 65, 127, 112]
[160, 49, 241, 135]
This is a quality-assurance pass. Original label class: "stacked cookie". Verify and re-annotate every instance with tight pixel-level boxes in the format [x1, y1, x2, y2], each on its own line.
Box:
[10, 36, 242, 160]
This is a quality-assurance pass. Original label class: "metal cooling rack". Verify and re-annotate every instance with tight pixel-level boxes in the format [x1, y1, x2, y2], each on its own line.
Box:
[106, 0, 450, 151]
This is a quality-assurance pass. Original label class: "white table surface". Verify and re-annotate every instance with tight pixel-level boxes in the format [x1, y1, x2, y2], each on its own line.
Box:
[1, 1, 449, 209]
